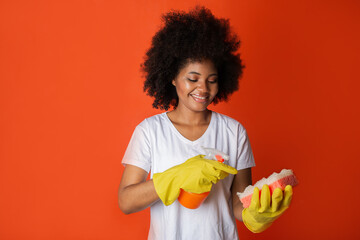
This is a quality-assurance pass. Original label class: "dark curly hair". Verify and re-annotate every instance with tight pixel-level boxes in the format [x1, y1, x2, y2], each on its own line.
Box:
[141, 6, 244, 110]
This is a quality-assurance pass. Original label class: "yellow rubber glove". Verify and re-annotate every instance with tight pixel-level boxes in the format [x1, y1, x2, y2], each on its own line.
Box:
[153, 155, 238, 206]
[242, 184, 293, 233]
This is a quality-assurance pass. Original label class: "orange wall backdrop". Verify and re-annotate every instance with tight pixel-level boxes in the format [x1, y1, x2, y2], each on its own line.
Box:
[1, 0, 359, 239]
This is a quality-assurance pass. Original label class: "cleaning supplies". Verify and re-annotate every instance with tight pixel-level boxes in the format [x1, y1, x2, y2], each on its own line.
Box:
[177, 147, 234, 209]
[153, 153, 237, 206]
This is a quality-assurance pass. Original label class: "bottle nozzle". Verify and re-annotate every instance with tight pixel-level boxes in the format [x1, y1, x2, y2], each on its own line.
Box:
[201, 147, 229, 162]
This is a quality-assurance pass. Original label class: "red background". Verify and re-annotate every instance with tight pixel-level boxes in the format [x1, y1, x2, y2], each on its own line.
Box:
[1, 0, 359, 239]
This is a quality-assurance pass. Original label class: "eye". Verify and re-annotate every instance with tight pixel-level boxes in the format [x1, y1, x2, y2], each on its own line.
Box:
[187, 78, 197, 82]
[208, 79, 218, 84]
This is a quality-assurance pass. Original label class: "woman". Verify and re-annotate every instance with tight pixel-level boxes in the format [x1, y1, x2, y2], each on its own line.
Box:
[118, 6, 292, 239]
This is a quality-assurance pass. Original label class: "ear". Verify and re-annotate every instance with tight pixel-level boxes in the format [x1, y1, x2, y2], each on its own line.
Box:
[172, 79, 176, 86]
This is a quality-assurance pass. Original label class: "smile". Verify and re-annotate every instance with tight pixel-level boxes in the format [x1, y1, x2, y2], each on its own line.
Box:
[191, 94, 209, 103]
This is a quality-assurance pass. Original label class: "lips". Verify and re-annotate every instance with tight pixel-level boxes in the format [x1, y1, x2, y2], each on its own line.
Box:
[190, 94, 209, 103]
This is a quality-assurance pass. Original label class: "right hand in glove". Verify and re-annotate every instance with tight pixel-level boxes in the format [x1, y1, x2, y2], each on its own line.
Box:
[153, 155, 238, 206]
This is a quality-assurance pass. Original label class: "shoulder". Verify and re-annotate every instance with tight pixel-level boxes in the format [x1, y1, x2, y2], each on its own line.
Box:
[212, 111, 246, 133]
[135, 112, 168, 133]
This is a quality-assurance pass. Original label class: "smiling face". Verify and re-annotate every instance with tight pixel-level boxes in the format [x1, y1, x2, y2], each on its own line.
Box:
[172, 59, 218, 112]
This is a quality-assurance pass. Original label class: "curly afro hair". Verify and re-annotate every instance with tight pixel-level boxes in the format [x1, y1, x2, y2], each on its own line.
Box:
[141, 6, 244, 110]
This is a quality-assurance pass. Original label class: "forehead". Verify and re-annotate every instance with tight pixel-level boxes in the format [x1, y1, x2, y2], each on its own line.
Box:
[180, 59, 217, 74]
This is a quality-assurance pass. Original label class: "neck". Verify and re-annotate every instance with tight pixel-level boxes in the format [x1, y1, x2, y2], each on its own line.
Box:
[168, 105, 211, 126]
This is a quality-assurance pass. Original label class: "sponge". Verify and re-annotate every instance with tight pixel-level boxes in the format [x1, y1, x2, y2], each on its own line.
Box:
[237, 169, 298, 208]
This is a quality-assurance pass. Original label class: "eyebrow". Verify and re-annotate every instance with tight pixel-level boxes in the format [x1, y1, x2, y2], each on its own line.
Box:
[188, 71, 218, 76]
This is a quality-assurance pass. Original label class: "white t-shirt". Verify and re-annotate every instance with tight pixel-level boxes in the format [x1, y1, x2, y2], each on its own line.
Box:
[122, 111, 255, 240]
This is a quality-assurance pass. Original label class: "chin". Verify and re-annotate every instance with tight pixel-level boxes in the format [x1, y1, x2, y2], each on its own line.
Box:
[189, 103, 210, 112]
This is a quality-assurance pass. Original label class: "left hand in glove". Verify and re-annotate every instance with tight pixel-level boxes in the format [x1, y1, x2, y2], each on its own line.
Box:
[242, 184, 293, 233]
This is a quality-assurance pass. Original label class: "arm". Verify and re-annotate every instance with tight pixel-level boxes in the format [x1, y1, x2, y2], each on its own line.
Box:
[118, 164, 160, 214]
[231, 167, 252, 221]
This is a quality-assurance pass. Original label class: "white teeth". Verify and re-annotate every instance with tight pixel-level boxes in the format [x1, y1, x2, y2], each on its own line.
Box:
[191, 95, 207, 99]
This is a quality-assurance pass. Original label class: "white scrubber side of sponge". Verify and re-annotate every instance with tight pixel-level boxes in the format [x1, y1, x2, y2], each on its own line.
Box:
[237, 169, 295, 200]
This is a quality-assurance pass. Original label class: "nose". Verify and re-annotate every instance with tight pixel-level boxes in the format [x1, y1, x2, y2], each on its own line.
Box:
[196, 79, 209, 93]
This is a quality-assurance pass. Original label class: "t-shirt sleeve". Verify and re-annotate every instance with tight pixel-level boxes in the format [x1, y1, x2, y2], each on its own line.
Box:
[236, 126, 256, 170]
[122, 121, 151, 173]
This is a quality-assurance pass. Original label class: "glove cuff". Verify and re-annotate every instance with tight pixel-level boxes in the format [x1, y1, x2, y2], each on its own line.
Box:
[242, 209, 273, 233]
[153, 172, 178, 206]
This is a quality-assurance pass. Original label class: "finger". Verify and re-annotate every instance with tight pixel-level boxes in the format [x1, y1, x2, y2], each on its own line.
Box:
[249, 187, 260, 210]
[199, 171, 219, 185]
[183, 181, 213, 194]
[271, 188, 283, 212]
[217, 171, 229, 180]
[259, 184, 271, 213]
[201, 161, 226, 181]
[209, 160, 238, 175]
[282, 185, 293, 208]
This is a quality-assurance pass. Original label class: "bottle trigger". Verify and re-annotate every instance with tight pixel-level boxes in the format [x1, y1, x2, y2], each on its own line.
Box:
[215, 155, 224, 163]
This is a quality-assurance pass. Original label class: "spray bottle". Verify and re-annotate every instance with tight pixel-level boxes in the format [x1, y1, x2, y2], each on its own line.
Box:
[177, 147, 230, 209]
